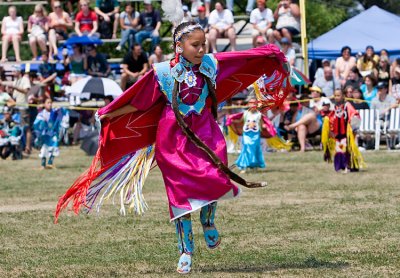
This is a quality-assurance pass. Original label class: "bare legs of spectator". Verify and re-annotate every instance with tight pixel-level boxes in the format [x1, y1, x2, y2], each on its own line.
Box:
[208, 27, 236, 53]
[208, 28, 218, 53]
[112, 13, 120, 39]
[285, 113, 320, 152]
[273, 28, 292, 44]
[29, 36, 47, 60]
[25, 128, 32, 154]
[120, 73, 143, 91]
[48, 29, 58, 59]
[1, 34, 21, 62]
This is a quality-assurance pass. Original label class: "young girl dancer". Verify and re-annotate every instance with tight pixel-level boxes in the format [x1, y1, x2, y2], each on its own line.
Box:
[322, 89, 365, 173]
[55, 1, 292, 274]
[226, 99, 266, 173]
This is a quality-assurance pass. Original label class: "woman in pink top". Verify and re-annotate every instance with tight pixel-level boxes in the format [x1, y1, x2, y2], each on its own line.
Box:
[335, 46, 356, 86]
[1, 6, 24, 62]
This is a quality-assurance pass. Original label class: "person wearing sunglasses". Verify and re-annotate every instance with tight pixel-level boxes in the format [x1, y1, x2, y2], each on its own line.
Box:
[48, 1, 73, 60]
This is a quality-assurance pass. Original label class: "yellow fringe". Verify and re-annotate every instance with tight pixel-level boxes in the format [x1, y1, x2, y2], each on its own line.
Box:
[347, 123, 366, 169]
[266, 136, 293, 151]
[227, 126, 239, 147]
[321, 117, 335, 162]
[95, 145, 155, 216]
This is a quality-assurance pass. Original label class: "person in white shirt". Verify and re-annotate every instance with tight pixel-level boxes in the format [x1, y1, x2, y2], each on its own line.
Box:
[208, 2, 236, 52]
[250, 0, 274, 47]
[1, 6, 24, 62]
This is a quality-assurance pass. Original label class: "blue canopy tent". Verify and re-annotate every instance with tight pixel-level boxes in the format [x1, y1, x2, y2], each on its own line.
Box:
[308, 6, 400, 60]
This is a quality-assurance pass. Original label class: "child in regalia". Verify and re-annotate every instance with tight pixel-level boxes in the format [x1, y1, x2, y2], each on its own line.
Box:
[33, 98, 64, 169]
[55, 1, 292, 274]
[229, 99, 266, 173]
[322, 89, 365, 173]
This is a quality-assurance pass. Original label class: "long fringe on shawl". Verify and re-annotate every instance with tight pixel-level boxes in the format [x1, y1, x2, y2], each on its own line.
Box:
[346, 123, 366, 169]
[266, 137, 293, 151]
[321, 117, 335, 163]
[54, 145, 155, 223]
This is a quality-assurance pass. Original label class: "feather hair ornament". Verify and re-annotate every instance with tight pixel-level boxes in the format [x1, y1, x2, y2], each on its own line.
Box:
[162, 0, 184, 26]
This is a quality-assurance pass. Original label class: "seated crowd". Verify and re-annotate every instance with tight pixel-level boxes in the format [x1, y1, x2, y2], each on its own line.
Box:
[1, 0, 399, 161]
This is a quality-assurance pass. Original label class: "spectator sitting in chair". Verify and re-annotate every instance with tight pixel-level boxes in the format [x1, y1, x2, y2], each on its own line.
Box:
[121, 43, 149, 91]
[371, 81, 398, 149]
[73, 0, 100, 38]
[208, 2, 236, 53]
[273, 0, 300, 44]
[86, 45, 111, 78]
[371, 82, 397, 119]
[94, 0, 120, 39]
[284, 95, 322, 152]
[250, 0, 274, 47]
[135, 0, 161, 53]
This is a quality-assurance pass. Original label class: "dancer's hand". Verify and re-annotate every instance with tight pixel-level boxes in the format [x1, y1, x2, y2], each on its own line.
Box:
[99, 113, 113, 121]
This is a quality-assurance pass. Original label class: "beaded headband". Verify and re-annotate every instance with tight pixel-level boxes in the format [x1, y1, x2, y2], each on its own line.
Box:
[174, 24, 204, 43]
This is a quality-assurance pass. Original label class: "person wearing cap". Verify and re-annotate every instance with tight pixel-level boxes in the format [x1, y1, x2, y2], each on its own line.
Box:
[309, 86, 333, 113]
[195, 5, 209, 32]
[335, 46, 356, 86]
[280, 37, 295, 66]
[181, 5, 192, 23]
[371, 82, 398, 149]
[134, 0, 161, 53]
[272, 0, 300, 44]
[250, 0, 274, 47]
[356, 45, 379, 75]
[208, 2, 236, 52]
[371, 82, 397, 118]
[94, 0, 120, 39]
[313, 65, 340, 98]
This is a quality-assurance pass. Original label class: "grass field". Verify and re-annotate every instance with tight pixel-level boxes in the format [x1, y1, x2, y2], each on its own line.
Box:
[1, 146, 400, 277]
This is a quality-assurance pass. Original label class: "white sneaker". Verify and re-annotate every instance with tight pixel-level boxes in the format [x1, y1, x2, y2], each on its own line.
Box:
[358, 146, 366, 152]
[115, 45, 121, 51]
[395, 143, 400, 150]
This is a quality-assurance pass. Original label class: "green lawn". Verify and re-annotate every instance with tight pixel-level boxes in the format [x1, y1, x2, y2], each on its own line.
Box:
[1, 146, 400, 277]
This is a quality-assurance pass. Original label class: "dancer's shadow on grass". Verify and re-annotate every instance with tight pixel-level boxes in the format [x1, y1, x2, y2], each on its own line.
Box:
[197, 256, 349, 273]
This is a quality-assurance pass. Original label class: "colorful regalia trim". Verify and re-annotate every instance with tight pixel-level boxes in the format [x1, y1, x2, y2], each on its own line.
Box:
[54, 145, 155, 222]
